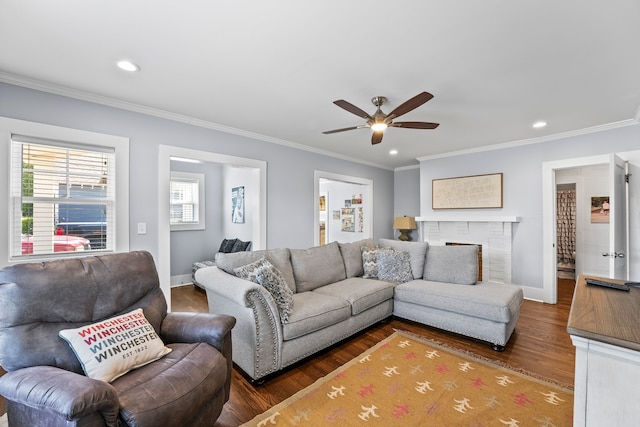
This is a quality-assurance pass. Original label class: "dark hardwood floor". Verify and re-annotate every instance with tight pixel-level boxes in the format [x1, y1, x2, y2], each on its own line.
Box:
[171, 279, 577, 426]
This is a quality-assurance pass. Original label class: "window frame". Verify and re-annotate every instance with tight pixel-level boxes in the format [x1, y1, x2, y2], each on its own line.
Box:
[169, 171, 205, 231]
[0, 117, 129, 266]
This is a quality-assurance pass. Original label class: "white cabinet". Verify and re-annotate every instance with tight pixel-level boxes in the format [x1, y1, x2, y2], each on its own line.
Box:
[570, 336, 640, 426]
[567, 275, 640, 427]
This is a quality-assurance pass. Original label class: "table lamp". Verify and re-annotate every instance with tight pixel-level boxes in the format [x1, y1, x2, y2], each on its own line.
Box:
[393, 216, 417, 241]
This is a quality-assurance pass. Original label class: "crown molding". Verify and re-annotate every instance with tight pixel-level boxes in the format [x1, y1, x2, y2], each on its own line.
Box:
[416, 118, 639, 162]
[0, 72, 393, 171]
[394, 163, 420, 172]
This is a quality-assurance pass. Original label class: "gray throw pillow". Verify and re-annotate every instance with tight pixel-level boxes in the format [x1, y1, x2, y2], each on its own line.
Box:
[376, 248, 413, 283]
[423, 245, 479, 285]
[378, 238, 428, 279]
[233, 257, 271, 282]
[255, 264, 294, 323]
[216, 248, 296, 292]
[339, 238, 377, 278]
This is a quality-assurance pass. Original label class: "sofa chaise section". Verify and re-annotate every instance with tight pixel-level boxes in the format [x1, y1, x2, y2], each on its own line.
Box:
[392, 243, 523, 351]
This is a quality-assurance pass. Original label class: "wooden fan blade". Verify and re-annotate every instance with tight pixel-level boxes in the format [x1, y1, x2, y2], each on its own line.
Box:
[387, 92, 434, 119]
[322, 126, 361, 134]
[371, 131, 384, 145]
[333, 100, 372, 119]
[390, 121, 440, 129]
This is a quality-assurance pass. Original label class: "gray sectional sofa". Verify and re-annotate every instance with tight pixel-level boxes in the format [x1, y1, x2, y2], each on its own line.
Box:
[195, 238, 523, 382]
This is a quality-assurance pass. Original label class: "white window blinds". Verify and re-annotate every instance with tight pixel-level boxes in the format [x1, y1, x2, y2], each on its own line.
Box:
[170, 171, 205, 231]
[10, 135, 116, 257]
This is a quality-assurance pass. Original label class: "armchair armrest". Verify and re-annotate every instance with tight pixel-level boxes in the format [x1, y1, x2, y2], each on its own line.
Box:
[0, 366, 119, 426]
[160, 312, 235, 354]
[160, 312, 236, 400]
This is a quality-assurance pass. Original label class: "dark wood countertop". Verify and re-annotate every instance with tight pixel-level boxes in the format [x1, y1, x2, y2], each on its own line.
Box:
[567, 275, 640, 352]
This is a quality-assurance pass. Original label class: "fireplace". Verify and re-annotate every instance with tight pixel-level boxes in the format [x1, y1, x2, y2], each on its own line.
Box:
[416, 216, 520, 284]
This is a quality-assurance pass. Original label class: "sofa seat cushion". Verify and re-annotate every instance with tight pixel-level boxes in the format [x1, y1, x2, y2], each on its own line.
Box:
[282, 292, 351, 341]
[394, 280, 523, 323]
[113, 342, 227, 427]
[313, 278, 396, 315]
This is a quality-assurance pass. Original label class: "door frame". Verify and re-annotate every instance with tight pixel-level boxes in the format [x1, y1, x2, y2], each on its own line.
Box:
[158, 145, 267, 309]
[542, 154, 609, 303]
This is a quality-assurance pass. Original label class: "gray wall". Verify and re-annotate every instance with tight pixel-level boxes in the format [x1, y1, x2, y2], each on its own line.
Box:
[393, 166, 421, 240]
[405, 124, 640, 289]
[169, 160, 223, 277]
[0, 82, 395, 269]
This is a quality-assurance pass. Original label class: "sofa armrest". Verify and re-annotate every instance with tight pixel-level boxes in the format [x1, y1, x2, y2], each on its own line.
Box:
[195, 266, 284, 381]
[0, 366, 119, 426]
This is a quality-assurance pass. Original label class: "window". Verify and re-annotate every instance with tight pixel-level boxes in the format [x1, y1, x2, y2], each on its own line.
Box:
[1, 116, 130, 265]
[170, 171, 205, 231]
[10, 136, 115, 258]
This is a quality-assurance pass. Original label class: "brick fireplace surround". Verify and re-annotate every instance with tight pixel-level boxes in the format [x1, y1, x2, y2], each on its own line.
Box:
[416, 216, 520, 285]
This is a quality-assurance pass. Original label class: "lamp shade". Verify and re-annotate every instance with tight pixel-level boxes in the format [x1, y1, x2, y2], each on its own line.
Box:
[393, 216, 417, 230]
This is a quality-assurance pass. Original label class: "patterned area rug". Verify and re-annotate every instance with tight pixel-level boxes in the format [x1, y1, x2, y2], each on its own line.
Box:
[242, 331, 573, 426]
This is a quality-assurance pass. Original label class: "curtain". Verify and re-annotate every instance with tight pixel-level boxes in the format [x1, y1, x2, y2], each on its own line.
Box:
[556, 190, 576, 265]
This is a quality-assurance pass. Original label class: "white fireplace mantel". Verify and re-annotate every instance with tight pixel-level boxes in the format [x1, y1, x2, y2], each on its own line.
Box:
[416, 215, 521, 223]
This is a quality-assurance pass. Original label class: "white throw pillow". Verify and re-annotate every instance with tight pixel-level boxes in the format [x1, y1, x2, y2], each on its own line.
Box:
[59, 308, 171, 383]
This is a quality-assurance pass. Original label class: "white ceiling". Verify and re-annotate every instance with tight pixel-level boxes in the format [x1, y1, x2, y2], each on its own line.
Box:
[1, 0, 640, 169]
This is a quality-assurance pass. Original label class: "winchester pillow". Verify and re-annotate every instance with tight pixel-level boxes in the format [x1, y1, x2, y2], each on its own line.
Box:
[58, 308, 171, 383]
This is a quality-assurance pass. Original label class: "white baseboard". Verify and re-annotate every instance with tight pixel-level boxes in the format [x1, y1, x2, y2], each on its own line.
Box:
[521, 285, 547, 303]
[170, 274, 194, 288]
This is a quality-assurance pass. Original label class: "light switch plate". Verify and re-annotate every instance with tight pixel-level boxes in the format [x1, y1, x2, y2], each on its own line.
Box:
[137, 222, 147, 235]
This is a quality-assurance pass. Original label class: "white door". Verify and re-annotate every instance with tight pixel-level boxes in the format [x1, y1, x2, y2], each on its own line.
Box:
[607, 154, 628, 279]
[603, 154, 629, 279]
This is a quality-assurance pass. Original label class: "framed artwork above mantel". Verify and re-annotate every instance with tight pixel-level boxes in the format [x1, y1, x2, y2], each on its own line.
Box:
[432, 173, 503, 209]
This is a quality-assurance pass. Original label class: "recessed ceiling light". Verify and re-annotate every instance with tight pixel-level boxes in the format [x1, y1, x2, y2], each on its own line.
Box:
[389, 149, 398, 155]
[532, 121, 547, 129]
[116, 60, 140, 72]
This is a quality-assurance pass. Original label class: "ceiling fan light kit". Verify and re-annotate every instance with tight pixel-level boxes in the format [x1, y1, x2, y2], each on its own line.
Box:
[323, 91, 440, 145]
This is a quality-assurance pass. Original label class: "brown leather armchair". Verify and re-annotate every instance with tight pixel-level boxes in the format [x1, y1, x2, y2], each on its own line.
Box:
[0, 251, 235, 427]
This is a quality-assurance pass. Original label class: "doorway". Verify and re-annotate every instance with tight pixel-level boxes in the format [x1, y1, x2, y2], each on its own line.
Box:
[158, 145, 267, 309]
[556, 183, 576, 280]
[314, 171, 373, 246]
[543, 151, 638, 304]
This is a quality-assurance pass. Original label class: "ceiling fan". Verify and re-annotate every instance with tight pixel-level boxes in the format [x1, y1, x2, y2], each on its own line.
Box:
[323, 91, 439, 145]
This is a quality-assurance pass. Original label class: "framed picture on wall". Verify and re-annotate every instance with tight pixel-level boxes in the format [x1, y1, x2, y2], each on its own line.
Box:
[341, 208, 355, 232]
[590, 196, 609, 223]
[232, 186, 245, 223]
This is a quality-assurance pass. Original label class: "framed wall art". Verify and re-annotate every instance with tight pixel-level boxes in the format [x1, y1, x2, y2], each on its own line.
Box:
[590, 196, 609, 223]
[341, 208, 355, 232]
[432, 173, 503, 209]
[231, 186, 245, 223]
